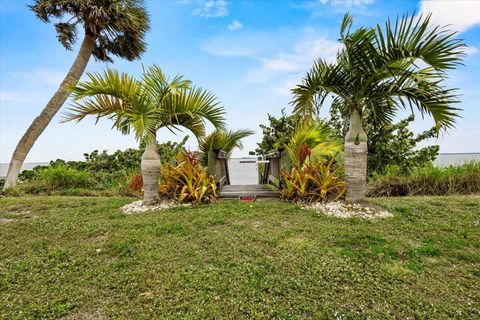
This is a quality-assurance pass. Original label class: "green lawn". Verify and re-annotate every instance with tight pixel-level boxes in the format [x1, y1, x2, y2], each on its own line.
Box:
[1, 196, 479, 319]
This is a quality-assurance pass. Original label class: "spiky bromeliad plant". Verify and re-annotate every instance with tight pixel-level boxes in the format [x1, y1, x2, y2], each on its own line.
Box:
[64, 65, 225, 204]
[292, 13, 465, 201]
[4, 0, 150, 189]
[280, 154, 346, 203]
[159, 152, 218, 204]
[272, 120, 345, 203]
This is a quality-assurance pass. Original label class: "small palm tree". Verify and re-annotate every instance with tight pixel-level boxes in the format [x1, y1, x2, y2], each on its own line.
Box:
[4, 0, 149, 189]
[292, 13, 465, 201]
[285, 122, 342, 168]
[198, 129, 254, 166]
[65, 65, 226, 204]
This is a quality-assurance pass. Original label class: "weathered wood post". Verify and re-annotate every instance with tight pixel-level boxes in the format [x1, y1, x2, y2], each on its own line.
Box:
[257, 156, 263, 184]
[206, 150, 230, 188]
[279, 149, 290, 173]
[266, 150, 281, 188]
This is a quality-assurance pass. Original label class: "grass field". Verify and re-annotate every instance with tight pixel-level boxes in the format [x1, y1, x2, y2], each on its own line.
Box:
[1, 196, 479, 319]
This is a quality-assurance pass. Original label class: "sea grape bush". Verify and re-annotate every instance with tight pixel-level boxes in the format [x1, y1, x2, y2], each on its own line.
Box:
[15, 141, 187, 192]
[329, 107, 439, 176]
[254, 109, 297, 156]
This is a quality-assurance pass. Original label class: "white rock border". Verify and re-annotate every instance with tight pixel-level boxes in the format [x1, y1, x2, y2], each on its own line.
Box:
[302, 201, 392, 219]
[121, 200, 189, 214]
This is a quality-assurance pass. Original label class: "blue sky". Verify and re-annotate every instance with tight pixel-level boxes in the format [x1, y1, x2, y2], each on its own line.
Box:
[1, 0, 479, 162]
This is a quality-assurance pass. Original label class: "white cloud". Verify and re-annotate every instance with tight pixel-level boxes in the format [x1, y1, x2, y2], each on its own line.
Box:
[200, 31, 286, 58]
[192, 0, 228, 18]
[10, 69, 65, 87]
[0, 92, 48, 105]
[228, 20, 243, 31]
[297, 0, 375, 15]
[0, 69, 66, 108]
[464, 46, 479, 56]
[419, 0, 480, 33]
[200, 28, 342, 96]
[200, 38, 259, 58]
[323, 0, 374, 5]
[247, 33, 342, 83]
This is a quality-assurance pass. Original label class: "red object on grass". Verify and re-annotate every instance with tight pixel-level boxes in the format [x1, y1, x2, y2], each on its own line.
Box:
[239, 195, 256, 202]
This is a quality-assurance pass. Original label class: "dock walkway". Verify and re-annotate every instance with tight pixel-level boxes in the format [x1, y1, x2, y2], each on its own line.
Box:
[219, 184, 279, 199]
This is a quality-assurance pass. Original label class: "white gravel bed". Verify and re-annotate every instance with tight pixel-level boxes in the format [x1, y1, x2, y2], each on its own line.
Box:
[121, 200, 189, 214]
[302, 201, 392, 219]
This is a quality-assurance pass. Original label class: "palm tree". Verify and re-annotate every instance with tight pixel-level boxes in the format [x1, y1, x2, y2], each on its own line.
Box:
[198, 129, 254, 166]
[285, 121, 342, 168]
[64, 65, 226, 204]
[4, 0, 150, 189]
[292, 13, 465, 202]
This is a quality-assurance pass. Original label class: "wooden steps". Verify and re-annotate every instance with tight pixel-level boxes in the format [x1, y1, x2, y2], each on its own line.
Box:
[219, 184, 279, 199]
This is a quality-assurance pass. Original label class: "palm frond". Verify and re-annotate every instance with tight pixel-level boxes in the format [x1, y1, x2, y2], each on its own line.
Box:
[374, 13, 465, 71]
[292, 12, 464, 133]
[163, 86, 226, 132]
[286, 122, 342, 166]
[291, 60, 350, 119]
[64, 68, 157, 142]
[198, 129, 254, 166]
[141, 64, 191, 106]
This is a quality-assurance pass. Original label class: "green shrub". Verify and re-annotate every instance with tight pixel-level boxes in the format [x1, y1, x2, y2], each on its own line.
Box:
[18, 148, 143, 184]
[16, 142, 187, 194]
[38, 165, 92, 190]
[254, 109, 297, 156]
[329, 109, 439, 177]
[368, 161, 480, 197]
[1, 185, 23, 197]
[18, 181, 50, 195]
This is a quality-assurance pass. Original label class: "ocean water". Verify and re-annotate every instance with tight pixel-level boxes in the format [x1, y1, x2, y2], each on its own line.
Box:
[0, 162, 48, 178]
[433, 153, 480, 166]
[228, 158, 259, 185]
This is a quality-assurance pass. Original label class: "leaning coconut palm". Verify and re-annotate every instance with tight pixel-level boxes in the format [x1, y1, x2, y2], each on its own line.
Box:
[64, 65, 225, 204]
[292, 13, 465, 201]
[285, 122, 342, 168]
[198, 129, 254, 166]
[4, 0, 150, 189]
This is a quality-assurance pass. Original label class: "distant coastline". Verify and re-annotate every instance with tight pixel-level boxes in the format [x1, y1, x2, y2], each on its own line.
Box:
[434, 153, 480, 166]
[0, 162, 49, 178]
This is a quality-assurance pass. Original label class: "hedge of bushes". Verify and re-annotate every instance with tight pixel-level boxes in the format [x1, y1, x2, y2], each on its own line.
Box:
[2, 141, 186, 197]
[2, 146, 479, 199]
[367, 161, 480, 197]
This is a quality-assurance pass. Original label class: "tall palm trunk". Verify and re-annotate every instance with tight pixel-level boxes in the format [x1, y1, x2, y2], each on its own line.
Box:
[3, 34, 96, 189]
[141, 138, 161, 205]
[344, 108, 368, 202]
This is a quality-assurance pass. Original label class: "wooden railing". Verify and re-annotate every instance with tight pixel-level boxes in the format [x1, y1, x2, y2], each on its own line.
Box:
[261, 149, 290, 188]
[207, 150, 230, 188]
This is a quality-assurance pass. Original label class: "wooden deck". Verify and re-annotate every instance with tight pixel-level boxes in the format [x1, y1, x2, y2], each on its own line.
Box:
[219, 184, 279, 199]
